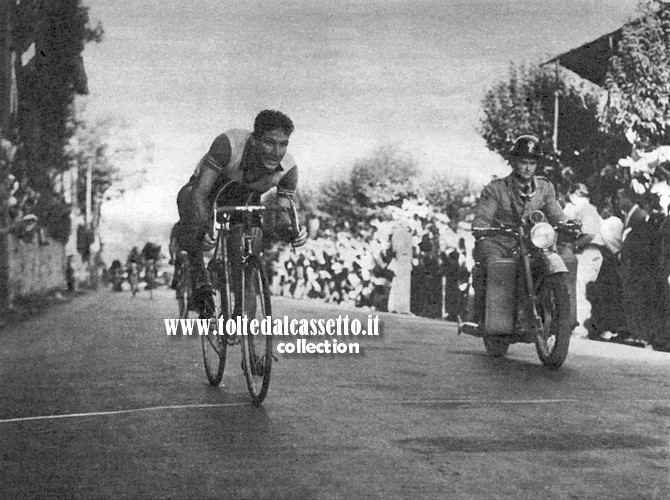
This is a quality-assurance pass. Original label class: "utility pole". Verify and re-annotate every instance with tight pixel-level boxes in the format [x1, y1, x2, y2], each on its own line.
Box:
[552, 61, 560, 154]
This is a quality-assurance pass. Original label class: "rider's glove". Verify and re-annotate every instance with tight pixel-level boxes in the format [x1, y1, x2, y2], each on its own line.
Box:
[561, 219, 582, 233]
[292, 225, 308, 248]
[472, 228, 488, 239]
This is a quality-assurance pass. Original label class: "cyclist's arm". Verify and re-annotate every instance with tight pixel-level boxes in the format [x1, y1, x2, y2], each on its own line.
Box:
[274, 166, 299, 241]
[276, 164, 298, 204]
[192, 168, 218, 228]
[191, 134, 233, 229]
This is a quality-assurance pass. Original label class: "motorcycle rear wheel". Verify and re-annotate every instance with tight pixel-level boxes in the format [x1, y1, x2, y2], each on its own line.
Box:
[483, 336, 509, 357]
[534, 273, 571, 368]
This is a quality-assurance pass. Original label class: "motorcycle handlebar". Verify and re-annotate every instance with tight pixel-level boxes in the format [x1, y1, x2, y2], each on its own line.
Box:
[472, 226, 517, 237]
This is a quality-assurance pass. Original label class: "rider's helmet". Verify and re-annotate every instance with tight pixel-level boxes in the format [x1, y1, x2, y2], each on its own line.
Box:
[509, 135, 543, 160]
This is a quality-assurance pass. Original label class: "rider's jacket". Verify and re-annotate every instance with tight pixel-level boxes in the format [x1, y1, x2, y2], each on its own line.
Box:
[472, 174, 566, 246]
[187, 129, 298, 204]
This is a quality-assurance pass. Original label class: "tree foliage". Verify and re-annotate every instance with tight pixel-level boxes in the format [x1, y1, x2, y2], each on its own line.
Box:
[479, 62, 554, 157]
[315, 145, 421, 234]
[479, 61, 628, 179]
[423, 175, 479, 224]
[601, 0, 670, 144]
[65, 107, 151, 226]
[8, 1, 103, 242]
[349, 145, 420, 207]
[13, 1, 103, 182]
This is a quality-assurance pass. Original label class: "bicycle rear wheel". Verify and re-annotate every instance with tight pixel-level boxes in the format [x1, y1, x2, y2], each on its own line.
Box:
[240, 255, 273, 406]
[201, 284, 229, 386]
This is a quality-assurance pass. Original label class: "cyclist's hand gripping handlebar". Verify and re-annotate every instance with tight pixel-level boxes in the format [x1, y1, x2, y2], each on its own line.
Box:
[282, 201, 307, 249]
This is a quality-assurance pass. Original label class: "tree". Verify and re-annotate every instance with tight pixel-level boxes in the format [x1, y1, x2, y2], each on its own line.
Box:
[13, 1, 103, 183]
[479, 61, 627, 180]
[423, 175, 479, 224]
[601, 0, 670, 144]
[65, 107, 152, 231]
[317, 145, 421, 234]
[7, 1, 104, 243]
[349, 145, 420, 207]
[479, 62, 553, 157]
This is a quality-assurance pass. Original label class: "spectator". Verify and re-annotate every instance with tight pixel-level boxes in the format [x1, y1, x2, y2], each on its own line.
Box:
[586, 198, 625, 340]
[563, 183, 604, 337]
[616, 189, 664, 345]
[387, 222, 412, 314]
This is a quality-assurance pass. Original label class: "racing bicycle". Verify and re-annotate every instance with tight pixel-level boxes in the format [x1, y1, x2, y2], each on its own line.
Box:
[201, 182, 299, 406]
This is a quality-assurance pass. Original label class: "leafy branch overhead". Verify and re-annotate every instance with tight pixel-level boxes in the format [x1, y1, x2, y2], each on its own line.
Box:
[601, 0, 670, 143]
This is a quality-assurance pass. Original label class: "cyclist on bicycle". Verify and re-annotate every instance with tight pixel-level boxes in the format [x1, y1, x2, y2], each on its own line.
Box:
[174, 109, 308, 315]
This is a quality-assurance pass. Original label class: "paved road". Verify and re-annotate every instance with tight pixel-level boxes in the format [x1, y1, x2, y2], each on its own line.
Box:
[1, 288, 669, 499]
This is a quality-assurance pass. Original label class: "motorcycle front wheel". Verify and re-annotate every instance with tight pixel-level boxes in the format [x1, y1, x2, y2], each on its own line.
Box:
[534, 273, 571, 368]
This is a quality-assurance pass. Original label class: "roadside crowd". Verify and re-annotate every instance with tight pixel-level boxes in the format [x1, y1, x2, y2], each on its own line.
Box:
[265, 198, 472, 320]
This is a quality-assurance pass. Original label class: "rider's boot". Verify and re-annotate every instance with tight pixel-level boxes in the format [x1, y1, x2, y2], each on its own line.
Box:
[187, 253, 214, 317]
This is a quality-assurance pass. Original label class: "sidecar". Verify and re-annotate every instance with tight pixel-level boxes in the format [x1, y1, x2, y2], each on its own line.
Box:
[484, 251, 578, 337]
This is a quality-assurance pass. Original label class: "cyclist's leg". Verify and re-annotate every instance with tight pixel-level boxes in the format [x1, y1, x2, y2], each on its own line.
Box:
[176, 184, 213, 314]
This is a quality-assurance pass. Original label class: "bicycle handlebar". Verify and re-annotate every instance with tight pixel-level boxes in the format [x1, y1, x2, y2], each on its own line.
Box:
[215, 203, 301, 245]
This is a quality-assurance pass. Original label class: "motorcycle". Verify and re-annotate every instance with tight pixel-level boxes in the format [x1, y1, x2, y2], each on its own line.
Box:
[458, 212, 579, 368]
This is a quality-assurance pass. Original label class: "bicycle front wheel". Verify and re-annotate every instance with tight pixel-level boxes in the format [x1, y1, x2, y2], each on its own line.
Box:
[201, 284, 229, 386]
[240, 255, 273, 406]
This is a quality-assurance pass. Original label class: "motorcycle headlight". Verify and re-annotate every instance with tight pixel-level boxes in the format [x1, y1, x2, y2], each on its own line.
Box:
[530, 222, 556, 249]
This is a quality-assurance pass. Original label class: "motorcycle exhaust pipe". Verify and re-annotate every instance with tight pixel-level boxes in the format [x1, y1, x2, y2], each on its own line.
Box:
[457, 316, 485, 337]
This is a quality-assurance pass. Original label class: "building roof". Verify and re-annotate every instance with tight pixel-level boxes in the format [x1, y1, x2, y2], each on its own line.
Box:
[543, 5, 669, 86]
[544, 29, 624, 86]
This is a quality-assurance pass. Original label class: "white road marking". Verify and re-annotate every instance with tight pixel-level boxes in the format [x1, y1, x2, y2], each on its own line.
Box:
[0, 403, 250, 424]
[395, 399, 579, 404]
[394, 399, 670, 405]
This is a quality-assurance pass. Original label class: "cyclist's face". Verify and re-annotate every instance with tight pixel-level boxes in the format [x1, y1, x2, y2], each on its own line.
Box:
[255, 129, 290, 170]
[512, 157, 538, 181]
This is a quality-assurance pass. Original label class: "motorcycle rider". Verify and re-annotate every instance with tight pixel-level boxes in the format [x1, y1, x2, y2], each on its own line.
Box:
[471, 135, 578, 327]
[175, 109, 308, 316]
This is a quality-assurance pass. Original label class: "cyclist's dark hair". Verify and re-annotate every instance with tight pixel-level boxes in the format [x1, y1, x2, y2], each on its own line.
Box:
[253, 110, 294, 138]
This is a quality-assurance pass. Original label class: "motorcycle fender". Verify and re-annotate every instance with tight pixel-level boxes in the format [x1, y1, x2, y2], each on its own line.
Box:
[541, 251, 568, 275]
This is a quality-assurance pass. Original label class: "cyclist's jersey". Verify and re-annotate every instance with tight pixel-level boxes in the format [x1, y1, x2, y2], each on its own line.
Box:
[188, 129, 298, 204]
